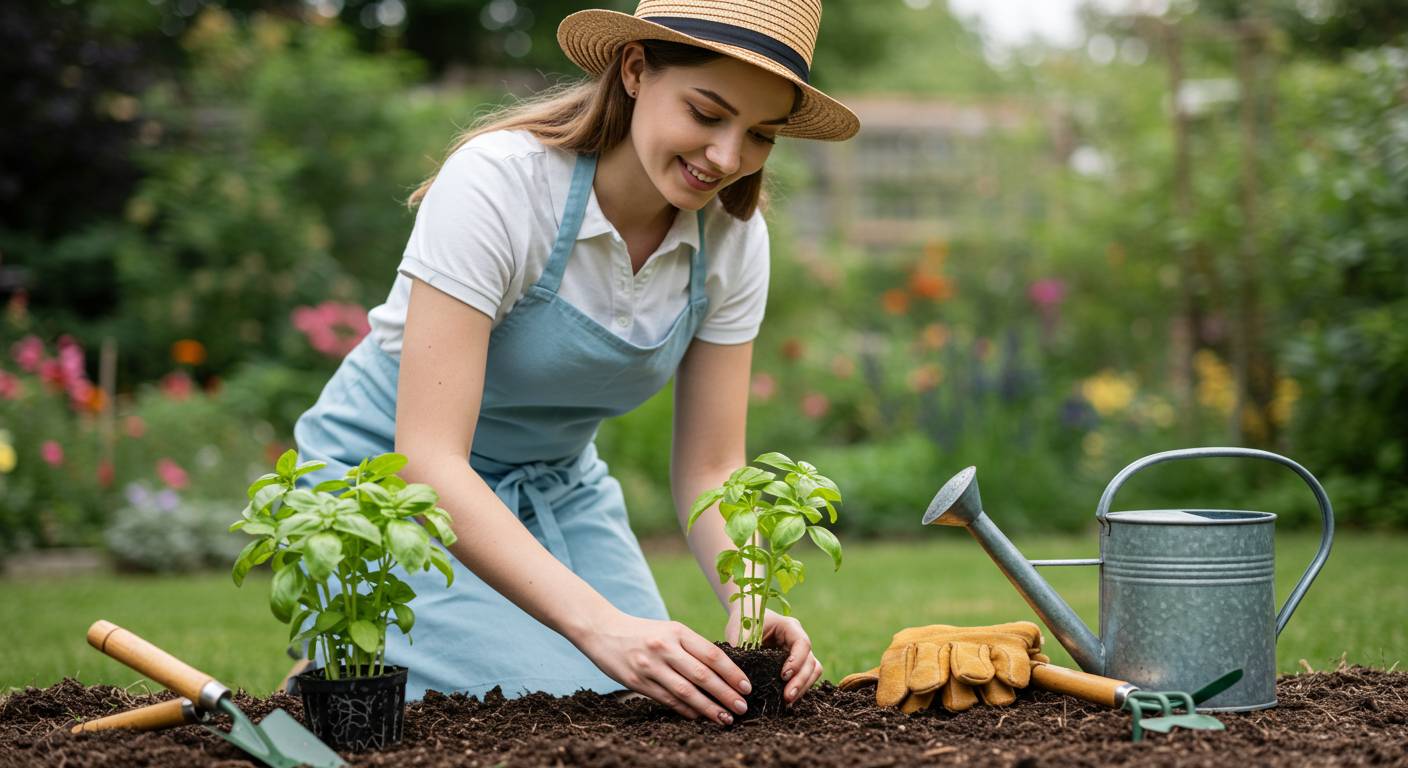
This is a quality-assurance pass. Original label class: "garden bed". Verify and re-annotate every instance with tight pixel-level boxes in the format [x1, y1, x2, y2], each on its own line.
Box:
[2, 668, 1404, 767]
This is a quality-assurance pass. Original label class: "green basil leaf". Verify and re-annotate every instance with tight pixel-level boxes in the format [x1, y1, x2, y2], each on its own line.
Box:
[777, 569, 797, 594]
[366, 453, 409, 479]
[240, 520, 275, 537]
[714, 549, 740, 583]
[427, 546, 455, 587]
[753, 452, 798, 472]
[807, 526, 843, 571]
[275, 449, 299, 478]
[397, 484, 438, 514]
[269, 565, 306, 623]
[724, 508, 757, 548]
[332, 514, 382, 546]
[252, 484, 286, 516]
[421, 508, 456, 545]
[773, 593, 793, 616]
[392, 604, 415, 634]
[355, 482, 393, 506]
[275, 511, 323, 540]
[247, 473, 281, 499]
[313, 610, 345, 634]
[760, 480, 793, 500]
[292, 459, 328, 479]
[383, 575, 417, 603]
[387, 519, 430, 572]
[687, 488, 725, 532]
[280, 489, 321, 515]
[231, 538, 274, 586]
[303, 531, 343, 581]
[349, 619, 382, 653]
[313, 479, 349, 494]
[288, 608, 312, 641]
[770, 515, 806, 550]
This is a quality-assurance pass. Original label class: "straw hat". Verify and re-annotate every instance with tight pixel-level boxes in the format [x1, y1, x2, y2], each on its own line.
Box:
[557, 1, 859, 141]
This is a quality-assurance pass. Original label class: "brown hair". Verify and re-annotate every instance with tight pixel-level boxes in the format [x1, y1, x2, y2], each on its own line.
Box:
[408, 41, 796, 220]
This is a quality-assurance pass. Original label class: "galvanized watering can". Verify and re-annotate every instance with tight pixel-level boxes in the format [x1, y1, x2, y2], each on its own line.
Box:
[923, 447, 1335, 711]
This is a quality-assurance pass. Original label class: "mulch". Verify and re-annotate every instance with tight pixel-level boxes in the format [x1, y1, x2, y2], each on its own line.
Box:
[2, 668, 1405, 767]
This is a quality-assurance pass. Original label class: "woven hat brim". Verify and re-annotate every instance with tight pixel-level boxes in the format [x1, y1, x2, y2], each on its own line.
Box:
[558, 9, 859, 141]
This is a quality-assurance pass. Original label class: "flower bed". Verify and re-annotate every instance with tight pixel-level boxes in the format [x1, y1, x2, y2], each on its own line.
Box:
[5, 669, 1404, 767]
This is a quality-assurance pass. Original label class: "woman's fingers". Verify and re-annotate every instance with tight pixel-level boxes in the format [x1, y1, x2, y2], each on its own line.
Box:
[648, 663, 737, 725]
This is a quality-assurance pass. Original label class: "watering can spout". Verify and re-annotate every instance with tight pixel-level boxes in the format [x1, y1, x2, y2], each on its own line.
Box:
[922, 467, 1106, 674]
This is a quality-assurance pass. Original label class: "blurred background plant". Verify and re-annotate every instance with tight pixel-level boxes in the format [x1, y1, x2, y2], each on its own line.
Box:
[2, 0, 1405, 566]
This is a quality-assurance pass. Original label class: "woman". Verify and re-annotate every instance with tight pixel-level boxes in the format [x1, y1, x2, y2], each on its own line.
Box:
[293, 0, 858, 727]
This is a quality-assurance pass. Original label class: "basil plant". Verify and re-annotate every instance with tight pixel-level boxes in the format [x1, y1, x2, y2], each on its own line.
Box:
[230, 450, 457, 680]
[687, 452, 843, 650]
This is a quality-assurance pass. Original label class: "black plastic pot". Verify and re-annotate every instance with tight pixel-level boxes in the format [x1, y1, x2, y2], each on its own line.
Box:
[295, 665, 407, 751]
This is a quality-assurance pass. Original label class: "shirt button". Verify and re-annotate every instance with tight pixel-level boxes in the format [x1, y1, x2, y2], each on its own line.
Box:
[616, 315, 630, 328]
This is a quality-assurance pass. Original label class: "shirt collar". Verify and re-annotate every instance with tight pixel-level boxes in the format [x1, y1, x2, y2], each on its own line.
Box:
[547, 144, 702, 255]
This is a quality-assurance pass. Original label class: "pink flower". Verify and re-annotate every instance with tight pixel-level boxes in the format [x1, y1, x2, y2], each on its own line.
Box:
[801, 392, 830, 420]
[160, 371, 194, 400]
[750, 372, 777, 402]
[124, 415, 147, 439]
[156, 458, 189, 490]
[40, 440, 64, 467]
[0, 370, 23, 400]
[97, 460, 115, 488]
[1027, 278, 1068, 309]
[292, 301, 370, 359]
[11, 336, 44, 373]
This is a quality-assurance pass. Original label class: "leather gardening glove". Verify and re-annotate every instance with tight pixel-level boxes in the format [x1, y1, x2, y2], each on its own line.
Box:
[838, 621, 1048, 713]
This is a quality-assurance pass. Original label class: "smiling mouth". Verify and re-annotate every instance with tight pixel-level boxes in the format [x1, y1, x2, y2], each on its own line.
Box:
[679, 157, 721, 189]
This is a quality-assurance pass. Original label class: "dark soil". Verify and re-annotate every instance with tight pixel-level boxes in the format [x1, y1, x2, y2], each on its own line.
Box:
[718, 641, 788, 719]
[3, 668, 1406, 767]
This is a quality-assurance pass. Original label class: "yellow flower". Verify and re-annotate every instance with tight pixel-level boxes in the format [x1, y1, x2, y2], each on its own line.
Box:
[1271, 377, 1301, 427]
[0, 442, 15, 474]
[1080, 370, 1136, 416]
[1194, 350, 1236, 415]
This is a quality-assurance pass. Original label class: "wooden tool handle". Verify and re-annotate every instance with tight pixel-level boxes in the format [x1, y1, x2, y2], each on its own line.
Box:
[1031, 662, 1136, 708]
[86, 620, 218, 703]
[70, 698, 198, 734]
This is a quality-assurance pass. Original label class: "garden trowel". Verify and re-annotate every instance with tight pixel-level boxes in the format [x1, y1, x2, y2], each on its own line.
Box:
[80, 620, 345, 768]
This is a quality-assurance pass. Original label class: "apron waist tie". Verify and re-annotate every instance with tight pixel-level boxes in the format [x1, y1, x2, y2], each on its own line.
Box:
[483, 453, 588, 568]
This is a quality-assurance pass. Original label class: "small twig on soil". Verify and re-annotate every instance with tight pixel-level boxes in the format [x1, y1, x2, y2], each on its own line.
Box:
[921, 746, 957, 757]
[996, 714, 1007, 730]
[1298, 659, 1315, 673]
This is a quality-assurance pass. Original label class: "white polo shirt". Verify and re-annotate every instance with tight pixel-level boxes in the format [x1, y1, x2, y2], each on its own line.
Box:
[367, 129, 771, 355]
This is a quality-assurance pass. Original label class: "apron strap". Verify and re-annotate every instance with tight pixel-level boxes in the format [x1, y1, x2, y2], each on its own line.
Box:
[689, 209, 708, 304]
[536, 153, 598, 295]
[488, 459, 583, 568]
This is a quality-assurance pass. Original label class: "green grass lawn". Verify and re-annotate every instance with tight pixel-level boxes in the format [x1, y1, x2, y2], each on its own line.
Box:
[3, 533, 1403, 696]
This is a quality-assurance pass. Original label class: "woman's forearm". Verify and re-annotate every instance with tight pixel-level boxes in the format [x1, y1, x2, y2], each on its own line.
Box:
[403, 453, 619, 645]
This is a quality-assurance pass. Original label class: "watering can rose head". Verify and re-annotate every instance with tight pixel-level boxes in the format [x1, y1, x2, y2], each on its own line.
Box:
[229, 449, 458, 680]
[687, 451, 843, 650]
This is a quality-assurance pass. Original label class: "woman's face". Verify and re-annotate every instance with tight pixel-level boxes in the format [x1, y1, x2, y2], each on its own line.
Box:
[622, 44, 795, 211]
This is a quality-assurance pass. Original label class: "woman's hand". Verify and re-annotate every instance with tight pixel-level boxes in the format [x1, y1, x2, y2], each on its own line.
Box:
[724, 606, 824, 706]
[576, 611, 752, 725]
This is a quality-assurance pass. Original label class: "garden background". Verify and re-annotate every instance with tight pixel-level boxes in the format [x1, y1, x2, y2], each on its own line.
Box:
[2, 0, 1406, 693]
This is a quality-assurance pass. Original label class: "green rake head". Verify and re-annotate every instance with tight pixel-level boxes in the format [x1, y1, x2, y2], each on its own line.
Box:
[1123, 691, 1227, 743]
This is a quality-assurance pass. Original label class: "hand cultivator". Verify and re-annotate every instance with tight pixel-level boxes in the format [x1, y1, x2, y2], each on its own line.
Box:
[74, 620, 345, 768]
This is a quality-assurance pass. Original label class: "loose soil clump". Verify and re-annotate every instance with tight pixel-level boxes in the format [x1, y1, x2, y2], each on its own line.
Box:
[3, 668, 1405, 766]
[717, 641, 788, 719]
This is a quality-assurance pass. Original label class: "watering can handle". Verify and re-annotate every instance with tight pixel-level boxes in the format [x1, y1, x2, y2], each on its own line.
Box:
[1094, 447, 1334, 637]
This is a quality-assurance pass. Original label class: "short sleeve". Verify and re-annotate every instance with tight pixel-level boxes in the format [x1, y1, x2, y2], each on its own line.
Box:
[397, 146, 524, 320]
[695, 209, 771, 345]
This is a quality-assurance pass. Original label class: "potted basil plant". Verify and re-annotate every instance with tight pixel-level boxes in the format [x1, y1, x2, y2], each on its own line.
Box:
[230, 449, 457, 750]
[687, 451, 843, 718]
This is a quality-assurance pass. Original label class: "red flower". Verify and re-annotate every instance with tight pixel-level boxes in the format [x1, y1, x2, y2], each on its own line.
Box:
[156, 458, 189, 490]
[160, 371, 194, 401]
[780, 338, 806, 362]
[97, 459, 115, 488]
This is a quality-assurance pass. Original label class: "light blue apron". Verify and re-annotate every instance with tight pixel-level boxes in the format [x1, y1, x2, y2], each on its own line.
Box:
[292, 153, 709, 700]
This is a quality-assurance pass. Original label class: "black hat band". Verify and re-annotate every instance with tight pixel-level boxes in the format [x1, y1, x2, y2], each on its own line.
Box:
[643, 16, 810, 83]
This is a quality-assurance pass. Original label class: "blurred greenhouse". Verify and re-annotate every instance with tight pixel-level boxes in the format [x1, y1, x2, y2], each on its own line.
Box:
[1, 0, 1405, 571]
